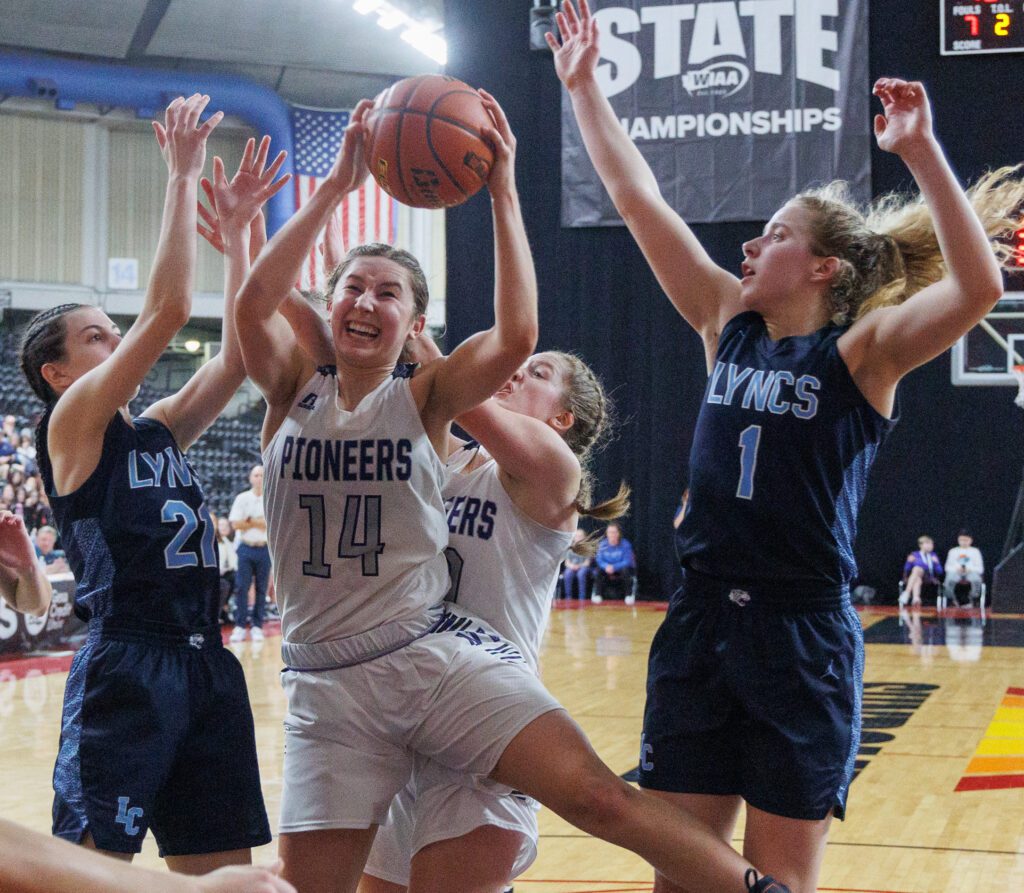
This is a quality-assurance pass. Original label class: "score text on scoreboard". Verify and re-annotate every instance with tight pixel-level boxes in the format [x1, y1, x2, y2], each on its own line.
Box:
[941, 1, 1024, 54]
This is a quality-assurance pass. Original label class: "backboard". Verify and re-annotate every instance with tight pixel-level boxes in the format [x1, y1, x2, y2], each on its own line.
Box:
[952, 293, 1024, 386]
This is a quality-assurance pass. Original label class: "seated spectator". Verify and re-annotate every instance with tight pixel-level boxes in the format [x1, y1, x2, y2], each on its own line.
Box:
[944, 530, 984, 606]
[900, 535, 943, 606]
[216, 516, 238, 625]
[592, 522, 636, 605]
[34, 525, 69, 576]
[0, 439, 15, 478]
[22, 490, 51, 534]
[15, 431, 36, 473]
[562, 528, 591, 601]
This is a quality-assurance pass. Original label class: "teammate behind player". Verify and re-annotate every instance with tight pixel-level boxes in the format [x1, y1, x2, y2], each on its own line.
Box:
[239, 90, 788, 893]
[358, 341, 627, 892]
[549, 3, 1024, 890]
[18, 97, 290, 871]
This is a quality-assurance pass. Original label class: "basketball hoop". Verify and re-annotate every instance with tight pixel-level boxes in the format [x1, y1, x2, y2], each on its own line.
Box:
[1015, 365, 1024, 409]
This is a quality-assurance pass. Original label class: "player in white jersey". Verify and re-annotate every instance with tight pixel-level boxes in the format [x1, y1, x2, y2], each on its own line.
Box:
[236, 92, 790, 893]
[360, 345, 629, 893]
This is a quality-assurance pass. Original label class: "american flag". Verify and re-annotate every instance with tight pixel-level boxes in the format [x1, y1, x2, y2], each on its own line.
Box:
[291, 105, 402, 292]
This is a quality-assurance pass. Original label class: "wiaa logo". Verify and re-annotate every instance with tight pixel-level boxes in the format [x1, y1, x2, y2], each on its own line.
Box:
[681, 61, 749, 98]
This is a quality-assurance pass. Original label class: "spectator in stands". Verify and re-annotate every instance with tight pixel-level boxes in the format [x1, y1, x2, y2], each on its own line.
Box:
[216, 516, 238, 625]
[22, 490, 51, 534]
[34, 525, 69, 575]
[0, 437, 16, 477]
[944, 530, 985, 606]
[229, 464, 270, 642]
[592, 522, 637, 605]
[900, 534, 943, 606]
[16, 429, 37, 472]
[2, 415, 16, 439]
[562, 528, 592, 601]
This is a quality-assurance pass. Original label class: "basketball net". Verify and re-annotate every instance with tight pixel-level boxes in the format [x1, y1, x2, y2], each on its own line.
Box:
[1015, 365, 1024, 409]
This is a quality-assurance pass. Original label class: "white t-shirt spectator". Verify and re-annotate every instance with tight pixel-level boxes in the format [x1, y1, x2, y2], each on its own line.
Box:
[229, 490, 267, 547]
[945, 546, 984, 578]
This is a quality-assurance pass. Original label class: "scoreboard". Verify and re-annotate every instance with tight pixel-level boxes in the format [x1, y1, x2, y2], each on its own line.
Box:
[941, 1, 1024, 54]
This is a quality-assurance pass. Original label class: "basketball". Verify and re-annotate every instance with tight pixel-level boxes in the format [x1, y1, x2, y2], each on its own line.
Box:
[364, 74, 495, 209]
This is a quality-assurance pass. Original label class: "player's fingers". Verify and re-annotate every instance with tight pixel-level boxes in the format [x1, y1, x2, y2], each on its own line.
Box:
[213, 155, 228, 190]
[260, 173, 291, 202]
[264, 150, 288, 183]
[555, 11, 571, 43]
[253, 135, 272, 175]
[544, 30, 561, 52]
[152, 121, 167, 150]
[578, 0, 592, 23]
[197, 109, 224, 138]
[240, 136, 256, 173]
[561, 0, 581, 34]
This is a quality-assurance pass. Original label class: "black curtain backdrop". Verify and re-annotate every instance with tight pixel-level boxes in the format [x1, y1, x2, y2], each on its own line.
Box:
[443, 1, 1024, 601]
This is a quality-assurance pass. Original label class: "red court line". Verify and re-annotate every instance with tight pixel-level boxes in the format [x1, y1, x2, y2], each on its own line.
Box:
[955, 773, 1024, 792]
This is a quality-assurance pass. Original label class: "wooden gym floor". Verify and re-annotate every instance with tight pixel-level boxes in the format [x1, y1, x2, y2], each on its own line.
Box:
[1, 601, 1022, 892]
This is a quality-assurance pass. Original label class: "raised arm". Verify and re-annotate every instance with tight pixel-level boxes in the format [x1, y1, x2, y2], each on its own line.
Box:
[0, 512, 51, 617]
[841, 79, 1005, 400]
[458, 398, 580, 529]
[235, 100, 373, 414]
[418, 93, 538, 433]
[147, 136, 291, 450]
[547, 0, 741, 344]
[47, 95, 222, 486]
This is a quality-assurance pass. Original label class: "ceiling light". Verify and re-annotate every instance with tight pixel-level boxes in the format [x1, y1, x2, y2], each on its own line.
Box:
[401, 27, 447, 65]
[184, 339, 201, 353]
[351, 1, 446, 64]
[376, 9, 407, 28]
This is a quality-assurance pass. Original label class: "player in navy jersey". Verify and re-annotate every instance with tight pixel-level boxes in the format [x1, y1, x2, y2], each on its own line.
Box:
[18, 95, 290, 873]
[550, 3, 1024, 890]
[238, 91, 790, 893]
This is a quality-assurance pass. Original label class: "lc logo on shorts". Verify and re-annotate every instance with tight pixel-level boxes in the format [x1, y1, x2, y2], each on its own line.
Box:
[115, 797, 143, 837]
[640, 733, 654, 772]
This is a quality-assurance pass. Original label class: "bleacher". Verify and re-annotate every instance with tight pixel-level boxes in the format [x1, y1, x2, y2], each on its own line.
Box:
[0, 326, 264, 518]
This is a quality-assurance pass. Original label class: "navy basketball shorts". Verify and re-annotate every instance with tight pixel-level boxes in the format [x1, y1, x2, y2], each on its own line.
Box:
[638, 569, 864, 821]
[52, 622, 271, 855]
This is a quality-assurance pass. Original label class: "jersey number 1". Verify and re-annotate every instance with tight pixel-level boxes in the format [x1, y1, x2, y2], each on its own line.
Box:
[736, 425, 761, 500]
[299, 494, 385, 578]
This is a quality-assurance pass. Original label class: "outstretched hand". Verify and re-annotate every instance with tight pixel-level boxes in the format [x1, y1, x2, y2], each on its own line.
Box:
[545, 0, 601, 91]
[0, 511, 38, 575]
[152, 93, 224, 180]
[872, 78, 934, 158]
[197, 136, 291, 252]
[326, 99, 373, 196]
[478, 89, 517, 198]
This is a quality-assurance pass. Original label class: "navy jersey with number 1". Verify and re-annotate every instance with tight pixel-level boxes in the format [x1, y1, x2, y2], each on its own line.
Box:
[641, 311, 898, 822]
[677, 310, 897, 591]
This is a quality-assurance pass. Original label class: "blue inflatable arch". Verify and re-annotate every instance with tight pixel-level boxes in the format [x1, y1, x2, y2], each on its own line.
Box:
[0, 49, 295, 234]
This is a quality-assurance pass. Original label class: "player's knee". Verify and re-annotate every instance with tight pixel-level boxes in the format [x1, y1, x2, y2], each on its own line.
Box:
[559, 771, 634, 838]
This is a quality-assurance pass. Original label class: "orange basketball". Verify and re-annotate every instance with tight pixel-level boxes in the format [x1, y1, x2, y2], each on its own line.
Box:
[364, 75, 495, 209]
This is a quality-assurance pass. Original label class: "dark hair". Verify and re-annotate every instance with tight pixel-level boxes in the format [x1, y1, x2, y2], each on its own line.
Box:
[20, 304, 85, 406]
[958, 529, 972, 538]
[325, 243, 429, 319]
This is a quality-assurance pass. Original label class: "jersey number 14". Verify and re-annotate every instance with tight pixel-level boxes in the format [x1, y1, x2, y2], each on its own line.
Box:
[299, 494, 385, 577]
